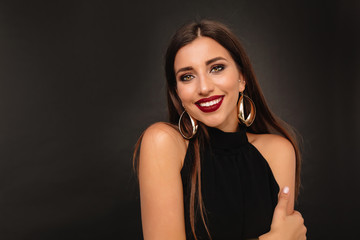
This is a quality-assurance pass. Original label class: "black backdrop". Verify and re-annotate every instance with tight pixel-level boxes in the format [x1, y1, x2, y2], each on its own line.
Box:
[0, 0, 359, 239]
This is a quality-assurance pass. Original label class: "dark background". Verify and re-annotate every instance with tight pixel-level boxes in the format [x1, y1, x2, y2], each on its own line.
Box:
[0, 0, 359, 239]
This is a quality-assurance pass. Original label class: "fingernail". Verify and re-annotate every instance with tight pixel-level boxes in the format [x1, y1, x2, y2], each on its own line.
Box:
[283, 186, 289, 194]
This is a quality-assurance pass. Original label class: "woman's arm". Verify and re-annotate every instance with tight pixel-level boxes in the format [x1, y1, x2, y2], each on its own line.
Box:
[138, 122, 187, 240]
[249, 133, 296, 214]
[249, 133, 306, 239]
[259, 186, 307, 240]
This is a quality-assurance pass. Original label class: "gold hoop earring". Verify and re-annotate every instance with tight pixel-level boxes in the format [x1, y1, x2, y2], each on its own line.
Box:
[238, 92, 256, 127]
[178, 111, 198, 139]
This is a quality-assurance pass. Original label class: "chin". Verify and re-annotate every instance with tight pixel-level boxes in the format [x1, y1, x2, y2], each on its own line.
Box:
[198, 117, 224, 128]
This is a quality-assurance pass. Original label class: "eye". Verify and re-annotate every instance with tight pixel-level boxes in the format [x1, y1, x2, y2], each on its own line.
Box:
[180, 74, 194, 81]
[210, 64, 225, 73]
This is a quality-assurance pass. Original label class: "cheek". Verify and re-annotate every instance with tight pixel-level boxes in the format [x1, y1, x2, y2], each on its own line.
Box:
[176, 84, 195, 103]
[220, 77, 240, 95]
[217, 69, 241, 90]
[222, 79, 240, 103]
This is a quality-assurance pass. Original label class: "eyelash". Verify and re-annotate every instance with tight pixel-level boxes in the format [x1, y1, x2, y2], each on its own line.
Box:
[180, 74, 194, 81]
[179, 64, 226, 82]
[211, 64, 225, 73]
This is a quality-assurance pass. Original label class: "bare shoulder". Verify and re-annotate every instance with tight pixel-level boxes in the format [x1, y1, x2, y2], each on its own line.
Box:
[247, 132, 296, 212]
[139, 122, 188, 238]
[246, 132, 295, 166]
[140, 122, 188, 171]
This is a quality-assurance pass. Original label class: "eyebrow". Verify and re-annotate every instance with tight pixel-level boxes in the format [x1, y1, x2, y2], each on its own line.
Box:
[175, 56, 227, 76]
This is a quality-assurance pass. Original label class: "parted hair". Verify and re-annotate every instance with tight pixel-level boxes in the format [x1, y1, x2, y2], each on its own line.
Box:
[134, 20, 301, 240]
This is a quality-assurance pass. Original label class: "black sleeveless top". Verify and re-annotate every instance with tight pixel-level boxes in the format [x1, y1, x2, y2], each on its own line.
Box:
[181, 125, 279, 240]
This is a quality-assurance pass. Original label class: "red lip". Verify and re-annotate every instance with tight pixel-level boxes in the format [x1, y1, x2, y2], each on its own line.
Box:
[195, 95, 224, 113]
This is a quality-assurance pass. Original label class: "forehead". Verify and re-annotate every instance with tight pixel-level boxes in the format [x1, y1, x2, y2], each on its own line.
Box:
[174, 37, 233, 69]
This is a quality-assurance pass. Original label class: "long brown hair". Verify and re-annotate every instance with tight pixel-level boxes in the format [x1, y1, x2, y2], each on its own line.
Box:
[134, 20, 301, 240]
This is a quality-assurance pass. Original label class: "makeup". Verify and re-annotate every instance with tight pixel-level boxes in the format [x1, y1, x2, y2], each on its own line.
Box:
[195, 95, 224, 113]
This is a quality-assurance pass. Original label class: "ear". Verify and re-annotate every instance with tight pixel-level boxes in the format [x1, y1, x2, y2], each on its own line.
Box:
[238, 74, 246, 92]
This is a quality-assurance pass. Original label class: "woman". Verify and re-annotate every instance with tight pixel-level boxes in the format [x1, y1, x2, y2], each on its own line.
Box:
[134, 20, 306, 240]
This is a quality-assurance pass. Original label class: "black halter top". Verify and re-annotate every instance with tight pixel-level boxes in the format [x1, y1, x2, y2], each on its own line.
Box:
[181, 125, 279, 240]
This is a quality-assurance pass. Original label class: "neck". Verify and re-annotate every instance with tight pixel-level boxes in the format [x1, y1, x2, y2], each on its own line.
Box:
[214, 119, 240, 133]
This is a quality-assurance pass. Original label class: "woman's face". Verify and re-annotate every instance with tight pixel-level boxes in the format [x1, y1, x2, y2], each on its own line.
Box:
[174, 37, 245, 132]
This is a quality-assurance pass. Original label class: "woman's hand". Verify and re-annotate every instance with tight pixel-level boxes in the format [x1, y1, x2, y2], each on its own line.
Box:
[259, 187, 307, 240]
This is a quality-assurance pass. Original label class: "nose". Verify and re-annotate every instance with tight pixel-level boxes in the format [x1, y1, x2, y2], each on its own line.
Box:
[198, 74, 214, 96]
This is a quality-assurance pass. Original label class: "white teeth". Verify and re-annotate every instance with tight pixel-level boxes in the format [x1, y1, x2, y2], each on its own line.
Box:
[199, 98, 222, 107]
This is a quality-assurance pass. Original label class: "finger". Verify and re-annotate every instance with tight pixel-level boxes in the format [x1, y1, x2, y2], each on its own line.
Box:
[273, 186, 290, 218]
[290, 210, 304, 225]
[292, 210, 303, 218]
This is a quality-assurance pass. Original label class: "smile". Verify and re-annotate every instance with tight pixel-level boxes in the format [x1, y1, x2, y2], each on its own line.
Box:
[195, 95, 224, 113]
